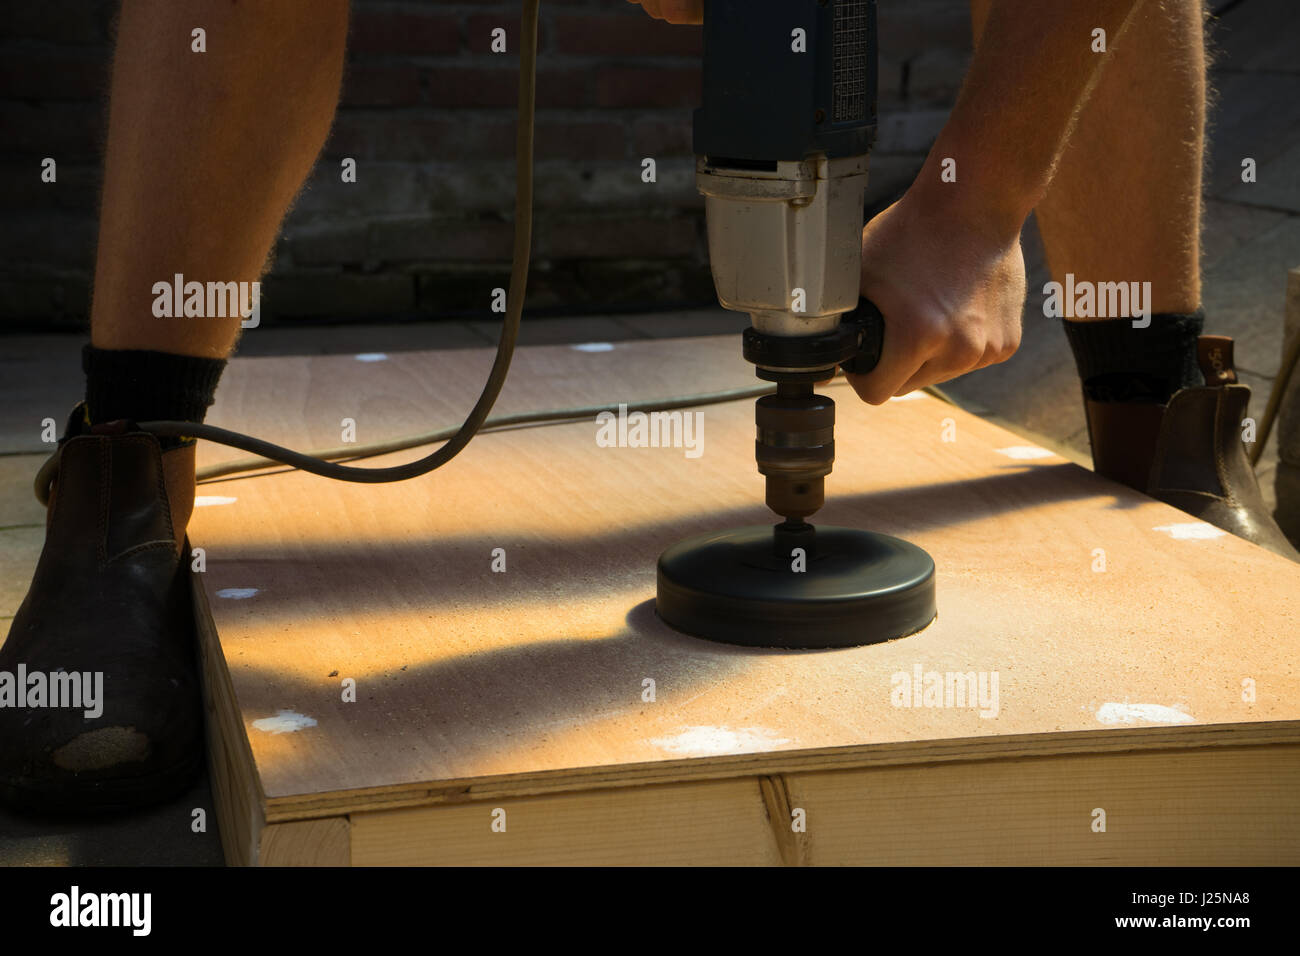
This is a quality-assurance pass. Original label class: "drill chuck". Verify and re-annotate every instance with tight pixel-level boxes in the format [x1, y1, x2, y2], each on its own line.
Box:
[756, 382, 835, 521]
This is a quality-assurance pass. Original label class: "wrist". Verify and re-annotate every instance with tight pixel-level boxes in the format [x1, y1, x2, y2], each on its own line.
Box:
[905, 133, 1035, 245]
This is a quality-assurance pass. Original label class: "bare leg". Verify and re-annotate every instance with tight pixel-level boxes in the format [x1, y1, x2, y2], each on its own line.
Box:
[0, 1, 354, 814]
[970, 0, 1205, 315]
[89, 0, 349, 537]
[962, 2, 1297, 559]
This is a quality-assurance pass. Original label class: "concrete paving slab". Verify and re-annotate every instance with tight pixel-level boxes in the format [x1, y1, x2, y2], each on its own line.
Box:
[0, 455, 46, 529]
[0, 334, 83, 454]
[0, 771, 224, 866]
[1225, 137, 1300, 215]
[232, 319, 483, 357]
[1202, 198, 1290, 266]
[1202, 215, 1300, 377]
[615, 308, 749, 339]
[1210, 0, 1300, 75]
[466, 314, 643, 347]
[1207, 72, 1300, 210]
[0, 526, 41, 628]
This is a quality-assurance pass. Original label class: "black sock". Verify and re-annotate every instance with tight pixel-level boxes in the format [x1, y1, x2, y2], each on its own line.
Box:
[82, 345, 226, 450]
[1062, 311, 1205, 404]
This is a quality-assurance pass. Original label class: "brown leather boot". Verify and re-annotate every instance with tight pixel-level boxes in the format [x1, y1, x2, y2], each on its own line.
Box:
[0, 407, 203, 813]
[1083, 335, 1300, 561]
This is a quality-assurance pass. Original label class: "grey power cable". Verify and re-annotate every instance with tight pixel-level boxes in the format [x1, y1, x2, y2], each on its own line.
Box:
[192, 377, 935, 484]
[189, 377, 956, 486]
[196, 384, 788, 483]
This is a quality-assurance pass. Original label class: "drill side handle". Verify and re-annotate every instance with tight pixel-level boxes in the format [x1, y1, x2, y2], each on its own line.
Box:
[839, 297, 885, 376]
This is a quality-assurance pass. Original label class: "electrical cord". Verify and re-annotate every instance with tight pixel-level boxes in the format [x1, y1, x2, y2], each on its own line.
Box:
[189, 378, 956, 484]
[195, 384, 791, 482]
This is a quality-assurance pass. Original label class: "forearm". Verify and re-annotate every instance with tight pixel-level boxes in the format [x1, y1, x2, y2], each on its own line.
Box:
[914, 0, 1148, 239]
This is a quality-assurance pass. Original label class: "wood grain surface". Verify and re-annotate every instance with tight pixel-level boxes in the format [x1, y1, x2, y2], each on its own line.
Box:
[189, 334, 1300, 835]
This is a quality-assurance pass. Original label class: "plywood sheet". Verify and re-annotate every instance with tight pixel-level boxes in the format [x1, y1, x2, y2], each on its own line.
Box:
[189, 334, 1300, 825]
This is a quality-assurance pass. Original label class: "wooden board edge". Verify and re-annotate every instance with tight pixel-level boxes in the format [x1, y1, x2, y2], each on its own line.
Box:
[785, 741, 1300, 865]
[258, 816, 351, 866]
[262, 720, 1300, 823]
[332, 742, 1300, 866]
[347, 775, 783, 866]
[193, 573, 268, 867]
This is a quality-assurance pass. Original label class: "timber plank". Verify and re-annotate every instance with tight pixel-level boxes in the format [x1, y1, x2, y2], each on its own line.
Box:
[350, 777, 780, 866]
[189, 335, 1300, 863]
[346, 745, 1300, 866]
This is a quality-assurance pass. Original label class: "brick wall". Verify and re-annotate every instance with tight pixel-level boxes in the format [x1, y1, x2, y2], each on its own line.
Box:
[0, 0, 972, 330]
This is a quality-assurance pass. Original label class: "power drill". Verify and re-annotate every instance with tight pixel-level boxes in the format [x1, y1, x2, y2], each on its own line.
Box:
[693, 0, 884, 538]
[655, 0, 935, 649]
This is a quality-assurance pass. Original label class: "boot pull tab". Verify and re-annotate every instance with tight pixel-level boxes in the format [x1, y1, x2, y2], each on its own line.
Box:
[1197, 335, 1238, 386]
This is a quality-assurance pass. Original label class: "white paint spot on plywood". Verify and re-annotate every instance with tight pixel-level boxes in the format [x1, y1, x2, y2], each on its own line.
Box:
[1096, 702, 1193, 725]
[571, 342, 615, 352]
[997, 445, 1053, 460]
[216, 587, 259, 600]
[649, 725, 791, 756]
[194, 495, 237, 507]
[1153, 523, 1227, 540]
[251, 710, 318, 734]
[354, 353, 388, 362]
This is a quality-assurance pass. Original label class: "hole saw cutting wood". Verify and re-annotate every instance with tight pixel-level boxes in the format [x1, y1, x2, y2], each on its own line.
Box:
[190, 334, 1300, 866]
